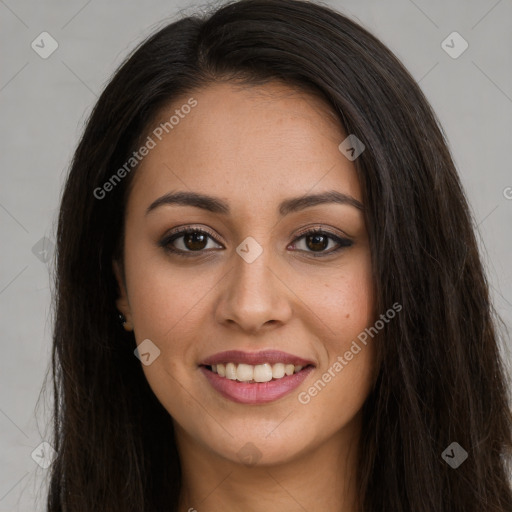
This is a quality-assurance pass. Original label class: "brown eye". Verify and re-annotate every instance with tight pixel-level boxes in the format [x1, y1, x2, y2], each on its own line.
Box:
[290, 229, 353, 257]
[160, 228, 223, 256]
[305, 233, 329, 252]
[182, 231, 208, 251]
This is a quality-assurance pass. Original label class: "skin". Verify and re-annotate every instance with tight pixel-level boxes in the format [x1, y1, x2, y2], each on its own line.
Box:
[114, 81, 376, 512]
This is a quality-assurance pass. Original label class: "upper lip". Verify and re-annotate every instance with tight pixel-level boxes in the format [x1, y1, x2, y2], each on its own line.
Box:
[200, 350, 315, 367]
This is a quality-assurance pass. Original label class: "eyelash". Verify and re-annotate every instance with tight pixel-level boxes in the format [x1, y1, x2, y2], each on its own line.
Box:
[159, 226, 353, 259]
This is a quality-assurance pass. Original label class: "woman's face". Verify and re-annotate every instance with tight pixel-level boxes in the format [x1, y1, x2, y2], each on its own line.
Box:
[114, 81, 375, 466]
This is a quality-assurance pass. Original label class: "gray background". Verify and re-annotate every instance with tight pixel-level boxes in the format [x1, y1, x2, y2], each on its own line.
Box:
[1, 0, 511, 510]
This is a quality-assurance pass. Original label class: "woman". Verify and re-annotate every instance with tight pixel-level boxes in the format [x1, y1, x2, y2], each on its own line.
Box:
[44, 0, 512, 510]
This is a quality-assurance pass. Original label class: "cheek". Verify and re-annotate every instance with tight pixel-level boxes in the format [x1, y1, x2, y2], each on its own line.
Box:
[302, 252, 375, 346]
[296, 282, 375, 434]
[124, 244, 212, 344]
[299, 345, 374, 440]
[319, 277, 373, 332]
[125, 253, 207, 412]
[126, 241, 375, 367]
[125, 234, 376, 407]
[296, 256, 376, 412]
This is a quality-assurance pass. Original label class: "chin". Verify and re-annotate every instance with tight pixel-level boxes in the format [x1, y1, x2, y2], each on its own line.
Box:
[206, 424, 314, 467]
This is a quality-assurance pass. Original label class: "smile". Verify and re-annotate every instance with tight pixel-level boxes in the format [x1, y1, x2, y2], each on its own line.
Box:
[199, 349, 316, 404]
[200, 364, 314, 404]
[209, 362, 305, 382]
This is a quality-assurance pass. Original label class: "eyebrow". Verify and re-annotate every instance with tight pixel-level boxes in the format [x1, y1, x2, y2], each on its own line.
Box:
[145, 190, 364, 217]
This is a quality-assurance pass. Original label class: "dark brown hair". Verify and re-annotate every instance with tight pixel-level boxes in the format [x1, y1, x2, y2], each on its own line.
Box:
[43, 0, 512, 510]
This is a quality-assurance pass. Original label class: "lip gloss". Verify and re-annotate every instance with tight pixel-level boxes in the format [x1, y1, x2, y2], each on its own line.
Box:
[199, 365, 314, 404]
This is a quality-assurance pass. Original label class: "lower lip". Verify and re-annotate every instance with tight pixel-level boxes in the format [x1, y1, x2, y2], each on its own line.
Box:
[199, 365, 315, 404]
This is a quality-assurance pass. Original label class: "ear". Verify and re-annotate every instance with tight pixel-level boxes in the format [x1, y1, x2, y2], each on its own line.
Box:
[113, 259, 132, 324]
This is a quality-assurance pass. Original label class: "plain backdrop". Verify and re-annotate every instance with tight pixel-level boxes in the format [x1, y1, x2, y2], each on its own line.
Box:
[0, 0, 511, 510]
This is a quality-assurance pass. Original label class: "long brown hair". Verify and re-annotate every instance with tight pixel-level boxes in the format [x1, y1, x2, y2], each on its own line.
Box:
[43, 1, 512, 510]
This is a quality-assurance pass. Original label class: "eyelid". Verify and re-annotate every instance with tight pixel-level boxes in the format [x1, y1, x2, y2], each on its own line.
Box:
[289, 227, 352, 257]
[159, 225, 224, 255]
[292, 223, 352, 240]
[159, 224, 353, 257]
[163, 224, 223, 242]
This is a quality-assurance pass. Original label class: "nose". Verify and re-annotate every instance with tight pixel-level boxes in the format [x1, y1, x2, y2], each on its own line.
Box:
[215, 244, 293, 334]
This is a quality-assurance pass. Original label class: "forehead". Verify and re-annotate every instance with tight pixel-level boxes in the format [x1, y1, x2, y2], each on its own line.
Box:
[127, 81, 361, 214]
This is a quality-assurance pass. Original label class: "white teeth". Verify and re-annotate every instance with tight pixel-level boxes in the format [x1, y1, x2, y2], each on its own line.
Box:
[225, 362, 237, 380]
[272, 363, 285, 379]
[236, 363, 254, 382]
[210, 362, 307, 382]
[254, 363, 273, 382]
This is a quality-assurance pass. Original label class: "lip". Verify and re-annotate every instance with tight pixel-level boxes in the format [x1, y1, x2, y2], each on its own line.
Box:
[200, 365, 315, 404]
[199, 349, 315, 367]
